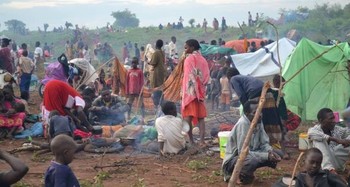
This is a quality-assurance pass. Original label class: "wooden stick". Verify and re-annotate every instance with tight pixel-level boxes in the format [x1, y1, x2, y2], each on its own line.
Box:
[237, 22, 247, 52]
[289, 152, 304, 187]
[9, 145, 42, 154]
[266, 21, 283, 106]
[228, 82, 270, 187]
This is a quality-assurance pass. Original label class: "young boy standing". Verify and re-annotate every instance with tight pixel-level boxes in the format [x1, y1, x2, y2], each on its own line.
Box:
[44, 134, 80, 187]
[17, 50, 35, 101]
[125, 57, 144, 119]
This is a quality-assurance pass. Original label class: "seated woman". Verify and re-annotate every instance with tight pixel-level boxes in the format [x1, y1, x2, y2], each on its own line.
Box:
[0, 85, 26, 139]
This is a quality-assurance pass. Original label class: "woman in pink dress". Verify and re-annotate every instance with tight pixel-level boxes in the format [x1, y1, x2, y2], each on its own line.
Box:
[181, 39, 210, 146]
[0, 85, 26, 139]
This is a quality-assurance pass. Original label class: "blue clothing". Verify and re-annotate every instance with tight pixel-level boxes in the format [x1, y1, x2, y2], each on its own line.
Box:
[45, 161, 80, 187]
[49, 115, 75, 138]
[295, 170, 347, 187]
[229, 75, 263, 105]
[19, 72, 32, 100]
[135, 47, 140, 60]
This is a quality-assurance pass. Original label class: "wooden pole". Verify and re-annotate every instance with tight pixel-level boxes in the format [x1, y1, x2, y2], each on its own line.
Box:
[266, 21, 283, 106]
[228, 82, 270, 187]
[289, 152, 304, 187]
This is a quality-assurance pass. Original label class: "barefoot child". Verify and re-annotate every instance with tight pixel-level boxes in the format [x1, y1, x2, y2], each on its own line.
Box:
[44, 134, 80, 187]
[219, 67, 230, 111]
[126, 57, 144, 119]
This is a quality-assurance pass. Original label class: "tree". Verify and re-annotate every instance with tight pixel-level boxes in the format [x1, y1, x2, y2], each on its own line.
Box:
[188, 18, 195, 28]
[111, 9, 139, 28]
[65, 21, 73, 30]
[4, 19, 26, 35]
[44, 23, 49, 32]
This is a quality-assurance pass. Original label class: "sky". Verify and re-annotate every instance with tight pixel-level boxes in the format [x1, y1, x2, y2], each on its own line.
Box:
[0, 0, 348, 31]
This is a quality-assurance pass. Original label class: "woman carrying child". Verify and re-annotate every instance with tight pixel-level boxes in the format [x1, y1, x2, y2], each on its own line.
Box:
[0, 85, 26, 139]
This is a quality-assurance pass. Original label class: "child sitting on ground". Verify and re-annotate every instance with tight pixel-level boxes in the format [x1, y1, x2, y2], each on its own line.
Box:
[295, 148, 347, 187]
[48, 110, 75, 140]
[44, 134, 80, 187]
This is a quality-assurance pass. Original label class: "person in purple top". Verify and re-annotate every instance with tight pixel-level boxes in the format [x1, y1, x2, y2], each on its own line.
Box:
[45, 134, 80, 187]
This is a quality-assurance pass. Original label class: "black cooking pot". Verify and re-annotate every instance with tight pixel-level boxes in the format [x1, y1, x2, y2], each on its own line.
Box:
[92, 126, 103, 135]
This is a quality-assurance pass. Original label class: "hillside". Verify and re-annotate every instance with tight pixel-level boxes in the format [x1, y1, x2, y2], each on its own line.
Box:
[0, 27, 243, 61]
[1, 2, 350, 62]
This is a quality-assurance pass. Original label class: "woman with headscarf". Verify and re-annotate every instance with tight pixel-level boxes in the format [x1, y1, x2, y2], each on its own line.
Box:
[181, 39, 210, 146]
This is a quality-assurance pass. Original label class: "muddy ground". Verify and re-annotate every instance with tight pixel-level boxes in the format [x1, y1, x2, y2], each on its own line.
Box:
[1, 87, 310, 187]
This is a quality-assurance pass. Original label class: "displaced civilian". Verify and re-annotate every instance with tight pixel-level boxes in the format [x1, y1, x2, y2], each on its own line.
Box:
[155, 101, 187, 155]
[89, 88, 130, 125]
[0, 149, 28, 186]
[294, 148, 347, 187]
[126, 57, 144, 119]
[222, 100, 282, 184]
[44, 135, 80, 187]
[308, 108, 350, 172]
[181, 39, 210, 146]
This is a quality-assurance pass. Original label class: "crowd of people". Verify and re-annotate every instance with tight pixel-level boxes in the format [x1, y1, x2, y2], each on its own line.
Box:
[158, 16, 228, 32]
[2, 30, 350, 187]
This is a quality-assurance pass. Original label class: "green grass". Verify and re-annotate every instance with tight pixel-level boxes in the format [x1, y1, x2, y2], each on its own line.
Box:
[0, 26, 241, 65]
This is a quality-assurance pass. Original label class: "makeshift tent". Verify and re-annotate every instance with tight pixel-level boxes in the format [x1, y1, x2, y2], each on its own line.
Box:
[200, 44, 235, 71]
[69, 58, 98, 88]
[225, 38, 265, 53]
[282, 38, 350, 121]
[231, 38, 296, 78]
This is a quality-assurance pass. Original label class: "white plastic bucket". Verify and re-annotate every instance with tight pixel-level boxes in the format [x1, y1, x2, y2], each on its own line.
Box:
[298, 133, 310, 151]
[218, 131, 231, 159]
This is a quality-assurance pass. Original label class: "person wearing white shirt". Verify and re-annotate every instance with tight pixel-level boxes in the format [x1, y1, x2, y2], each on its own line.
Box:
[164, 42, 170, 58]
[34, 41, 43, 65]
[83, 45, 91, 63]
[155, 101, 187, 155]
[168, 36, 177, 58]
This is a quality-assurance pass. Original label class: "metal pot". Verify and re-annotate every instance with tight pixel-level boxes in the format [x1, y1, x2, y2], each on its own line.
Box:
[92, 126, 103, 135]
[120, 138, 136, 146]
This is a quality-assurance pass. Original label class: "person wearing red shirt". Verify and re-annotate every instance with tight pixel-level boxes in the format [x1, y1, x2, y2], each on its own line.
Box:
[43, 80, 93, 132]
[125, 57, 144, 119]
[0, 37, 14, 74]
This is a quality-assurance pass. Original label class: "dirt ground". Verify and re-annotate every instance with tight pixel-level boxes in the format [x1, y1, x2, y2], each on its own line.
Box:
[1, 87, 309, 187]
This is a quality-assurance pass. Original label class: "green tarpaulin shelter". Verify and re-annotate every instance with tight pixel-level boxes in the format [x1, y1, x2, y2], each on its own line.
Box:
[200, 44, 236, 57]
[282, 38, 350, 121]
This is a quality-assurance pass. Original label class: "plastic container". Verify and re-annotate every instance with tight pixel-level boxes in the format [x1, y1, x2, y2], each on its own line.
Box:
[298, 133, 309, 151]
[334, 112, 340, 123]
[218, 131, 231, 159]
